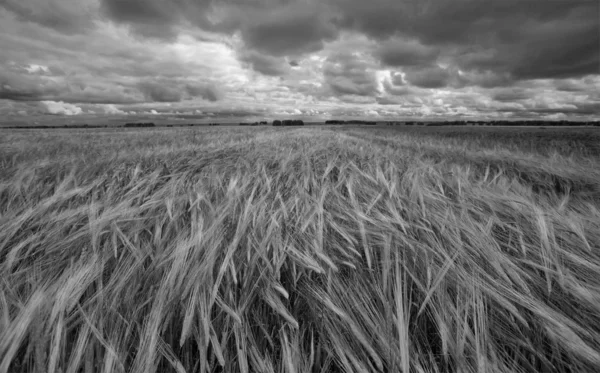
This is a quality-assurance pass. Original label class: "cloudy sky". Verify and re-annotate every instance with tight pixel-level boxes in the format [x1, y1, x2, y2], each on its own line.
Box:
[1, 0, 599, 123]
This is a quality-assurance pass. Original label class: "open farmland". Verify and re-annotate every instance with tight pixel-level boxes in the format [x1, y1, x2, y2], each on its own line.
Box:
[1, 126, 600, 373]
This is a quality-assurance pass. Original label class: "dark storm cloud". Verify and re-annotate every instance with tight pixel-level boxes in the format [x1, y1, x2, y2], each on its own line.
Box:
[555, 81, 585, 93]
[240, 3, 338, 57]
[376, 96, 404, 105]
[0, 81, 142, 105]
[335, 0, 598, 82]
[138, 81, 182, 102]
[333, 0, 593, 44]
[448, 5, 600, 81]
[100, 0, 179, 25]
[376, 38, 439, 67]
[491, 88, 533, 102]
[185, 83, 222, 102]
[554, 78, 599, 93]
[0, 99, 48, 116]
[1, 0, 95, 34]
[98, 0, 245, 37]
[239, 51, 290, 76]
[329, 1, 421, 40]
[403, 66, 451, 89]
[0, 68, 66, 101]
[323, 52, 378, 97]
[99, 0, 184, 40]
[99, 0, 229, 40]
[476, 4, 599, 81]
[1, 61, 223, 105]
[0, 64, 144, 104]
[138, 81, 222, 103]
[570, 102, 600, 116]
[508, 18, 599, 80]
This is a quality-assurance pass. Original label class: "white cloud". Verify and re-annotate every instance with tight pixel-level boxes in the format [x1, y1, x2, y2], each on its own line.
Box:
[25, 64, 50, 74]
[42, 101, 83, 115]
[103, 104, 125, 115]
[543, 113, 568, 120]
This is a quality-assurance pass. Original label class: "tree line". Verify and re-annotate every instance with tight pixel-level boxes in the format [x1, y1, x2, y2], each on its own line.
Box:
[272, 120, 305, 126]
[4, 119, 599, 129]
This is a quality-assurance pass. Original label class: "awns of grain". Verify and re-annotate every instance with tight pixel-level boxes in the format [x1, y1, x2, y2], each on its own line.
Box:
[1, 127, 599, 373]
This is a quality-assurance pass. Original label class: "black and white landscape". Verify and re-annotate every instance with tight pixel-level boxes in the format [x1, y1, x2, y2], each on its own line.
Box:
[1, 1, 600, 373]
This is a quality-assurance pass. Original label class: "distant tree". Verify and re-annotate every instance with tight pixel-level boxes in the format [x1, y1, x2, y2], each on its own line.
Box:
[124, 122, 155, 128]
[273, 120, 282, 126]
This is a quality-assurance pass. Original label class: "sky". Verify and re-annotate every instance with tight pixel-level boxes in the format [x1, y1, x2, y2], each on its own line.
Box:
[0, 0, 599, 124]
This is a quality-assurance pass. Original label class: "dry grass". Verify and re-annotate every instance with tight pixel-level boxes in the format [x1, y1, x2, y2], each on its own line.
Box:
[1, 126, 600, 373]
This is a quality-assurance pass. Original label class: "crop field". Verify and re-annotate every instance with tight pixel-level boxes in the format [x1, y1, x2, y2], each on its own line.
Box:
[1, 125, 600, 373]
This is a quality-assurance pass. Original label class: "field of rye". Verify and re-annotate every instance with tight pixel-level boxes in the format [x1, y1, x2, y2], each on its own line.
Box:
[1, 125, 599, 373]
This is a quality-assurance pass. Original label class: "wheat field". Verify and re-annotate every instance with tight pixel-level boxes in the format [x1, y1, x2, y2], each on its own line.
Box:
[1, 126, 599, 373]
